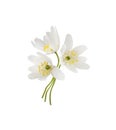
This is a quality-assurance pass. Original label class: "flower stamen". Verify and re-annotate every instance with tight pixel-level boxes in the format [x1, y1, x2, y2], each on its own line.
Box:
[43, 44, 53, 53]
[38, 61, 52, 76]
[63, 50, 78, 65]
[45, 65, 51, 70]
[65, 56, 71, 60]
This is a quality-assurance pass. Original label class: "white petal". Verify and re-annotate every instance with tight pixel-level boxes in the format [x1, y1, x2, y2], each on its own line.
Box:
[28, 66, 38, 73]
[34, 38, 45, 45]
[65, 64, 77, 73]
[28, 73, 40, 79]
[43, 35, 50, 44]
[37, 52, 52, 64]
[73, 45, 87, 55]
[46, 32, 56, 50]
[45, 26, 60, 52]
[43, 35, 55, 53]
[51, 26, 60, 47]
[60, 44, 66, 54]
[46, 32, 53, 43]
[64, 34, 73, 51]
[32, 38, 45, 50]
[76, 62, 90, 69]
[28, 73, 47, 80]
[28, 53, 52, 65]
[51, 67, 65, 80]
[78, 56, 87, 62]
[28, 55, 42, 64]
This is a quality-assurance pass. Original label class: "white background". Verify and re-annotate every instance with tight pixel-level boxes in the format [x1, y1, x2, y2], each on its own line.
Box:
[0, 0, 116, 129]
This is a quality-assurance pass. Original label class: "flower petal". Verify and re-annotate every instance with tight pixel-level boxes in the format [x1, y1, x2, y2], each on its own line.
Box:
[51, 67, 65, 80]
[73, 45, 87, 55]
[65, 64, 78, 73]
[60, 44, 66, 54]
[64, 34, 73, 51]
[37, 52, 52, 64]
[76, 62, 90, 69]
[43, 35, 50, 44]
[28, 73, 39, 79]
[46, 32, 57, 51]
[28, 55, 43, 64]
[51, 26, 60, 46]
[32, 38, 45, 50]
[46, 28, 60, 52]
[28, 66, 38, 73]
[78, 56, 87, 62]
[28, 73, 47, 80]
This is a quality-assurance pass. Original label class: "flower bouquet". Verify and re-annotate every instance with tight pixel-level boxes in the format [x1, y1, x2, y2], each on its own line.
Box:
[28, 26, 89, 105]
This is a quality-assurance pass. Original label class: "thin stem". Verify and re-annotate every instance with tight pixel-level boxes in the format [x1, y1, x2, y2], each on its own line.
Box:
[41, 52, 61, 105]
[44, 78, 55, 102]
[41, 78, 54, 98]
[49, 79, 56, 105]
[42, 52, 60, 99]
[55, 52, 60, 67]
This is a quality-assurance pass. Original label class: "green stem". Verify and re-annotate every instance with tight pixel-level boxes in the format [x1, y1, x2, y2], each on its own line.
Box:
[48, 52, 60, 105]
[44, 78, 55, 102]
[41, 77, 54, 98]
[55, 52, 60, 67]
[49, 79, 56, 105]
[41, 52, 61, 105]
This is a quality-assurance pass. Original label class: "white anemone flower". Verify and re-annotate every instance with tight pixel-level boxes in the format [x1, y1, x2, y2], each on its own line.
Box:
[32, 26, 60, 54]
[61, 34, 89, 72]
[28, 52, 64, 80]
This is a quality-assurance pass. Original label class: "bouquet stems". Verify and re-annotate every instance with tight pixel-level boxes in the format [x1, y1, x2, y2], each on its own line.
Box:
[41, 52, 60, 105]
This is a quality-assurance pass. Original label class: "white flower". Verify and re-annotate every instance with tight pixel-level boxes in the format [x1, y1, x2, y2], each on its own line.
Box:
[28, 52, 64, 80]
[32, 26, 60, 54]
[61, 34, 89, 72]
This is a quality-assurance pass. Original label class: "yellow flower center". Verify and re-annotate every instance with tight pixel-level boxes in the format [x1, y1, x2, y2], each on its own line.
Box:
[43, 44, 53, 53]
[38, 61, 52, 76]
[63, 50, 78, 65]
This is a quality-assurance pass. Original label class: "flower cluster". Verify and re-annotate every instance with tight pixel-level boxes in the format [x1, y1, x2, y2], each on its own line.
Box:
[28, 26, 89, 105]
